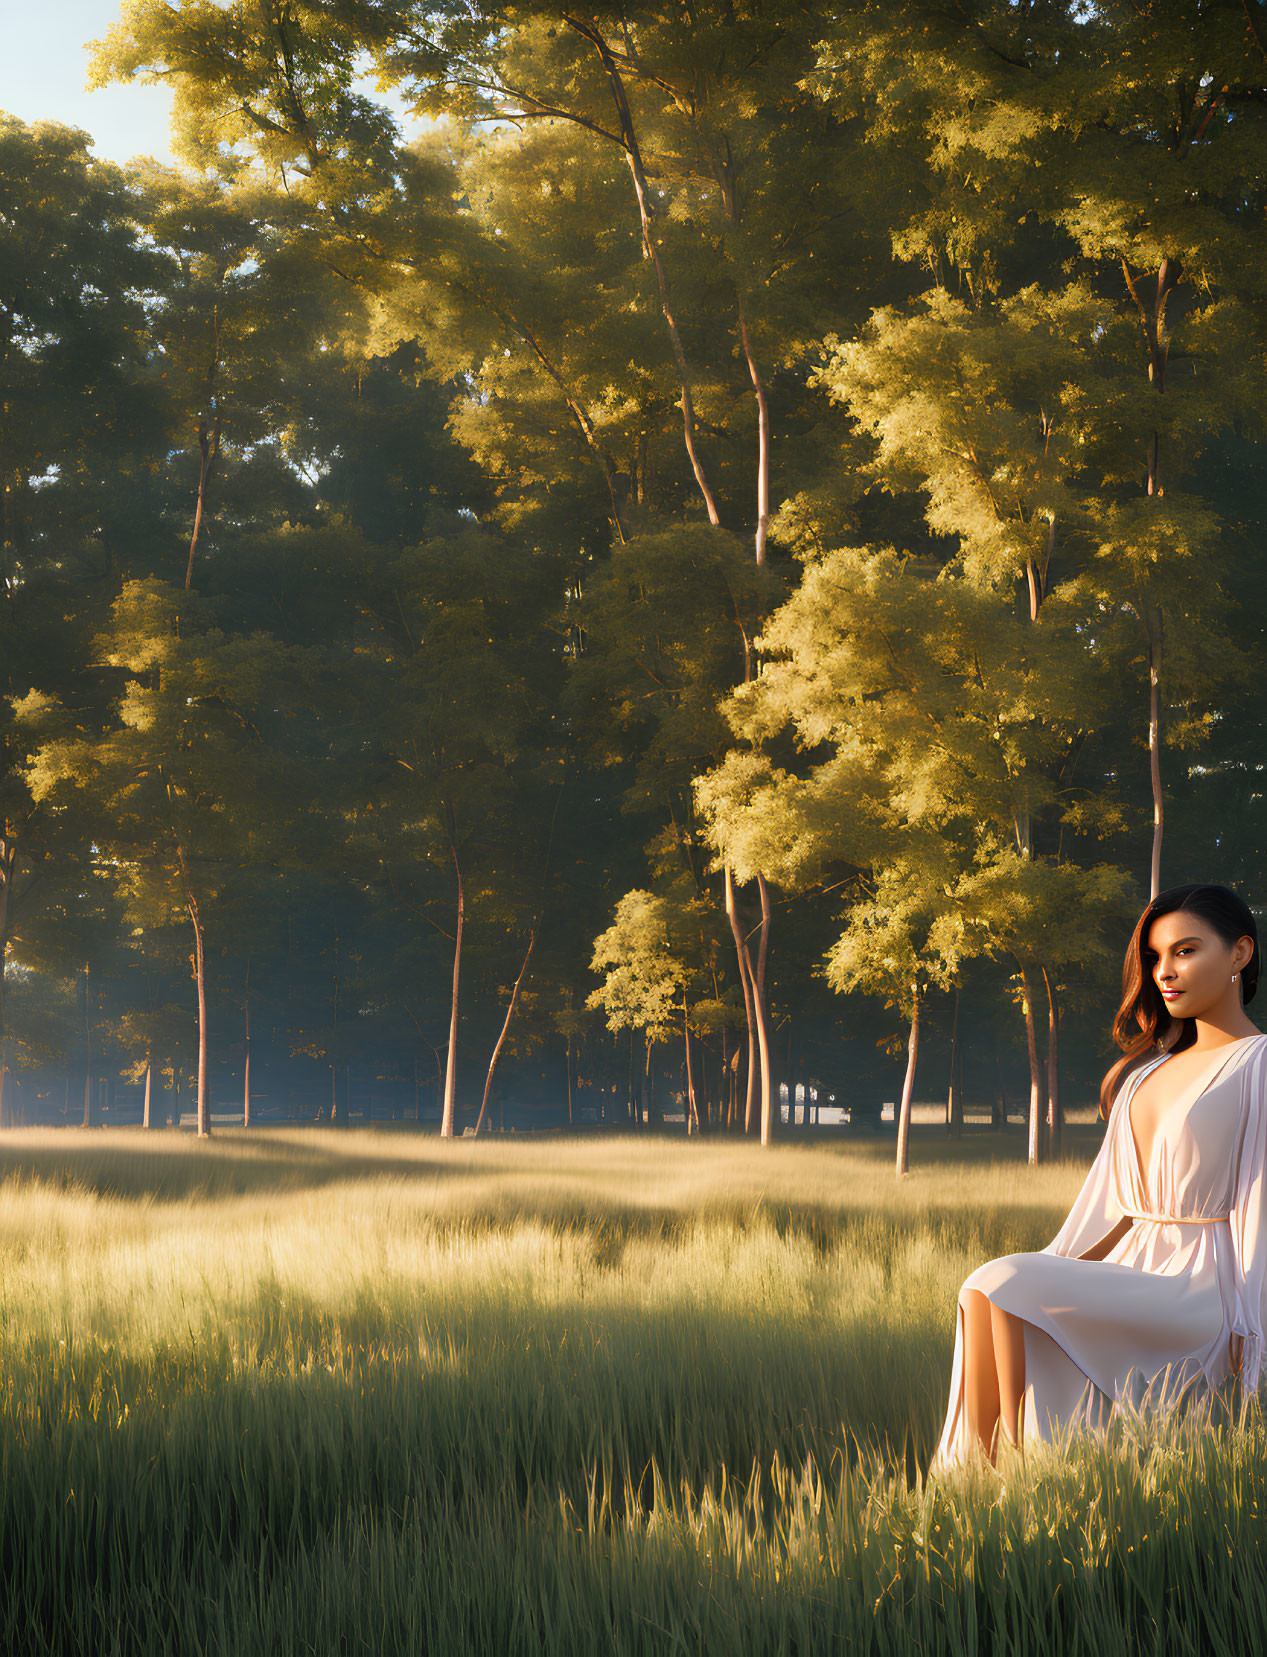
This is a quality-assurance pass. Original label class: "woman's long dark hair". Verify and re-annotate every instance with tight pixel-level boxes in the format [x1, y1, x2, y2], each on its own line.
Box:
[1099, 883, 1259, 1120]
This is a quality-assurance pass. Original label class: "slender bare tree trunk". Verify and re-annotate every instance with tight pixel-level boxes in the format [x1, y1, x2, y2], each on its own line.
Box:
[896, 985, 921, 1178]
[172, 838, 210, 1137]
[754, 873, 775, 1146]
[441, 832, 463, 1139]
[683, 990, 700, 1134]
[243, 957, 252, 1128]
[0, 838, 12, 1132]
[143, 1055, 153, 1130]
[723, 865, 759, 1135]
[1021, 964, 1046, 1166]
[184, 298, 222, 591]
[475, 932, 535, 1134]
[736, 289, 771, 565]
[1148, 614, 1165, 900]
[1043, 966, 1062, 1159]
[1121, 257, 1179, 894]
[947, 984, 963, 1138]
[189, 895, 209, 1138]
[82, 964, 93, 1128]
[185, 415, 221, 591]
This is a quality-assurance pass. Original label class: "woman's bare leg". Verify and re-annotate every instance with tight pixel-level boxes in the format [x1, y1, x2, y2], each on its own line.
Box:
[962, 1290, 1002, 1460]
[990, 1301, 1027, 1449]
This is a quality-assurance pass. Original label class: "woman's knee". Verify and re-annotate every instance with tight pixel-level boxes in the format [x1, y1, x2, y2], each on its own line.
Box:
[959, 1253, 1032, 1305]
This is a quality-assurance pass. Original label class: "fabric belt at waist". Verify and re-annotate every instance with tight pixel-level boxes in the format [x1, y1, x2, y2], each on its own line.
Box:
[1123, 1210, 1230, 1226]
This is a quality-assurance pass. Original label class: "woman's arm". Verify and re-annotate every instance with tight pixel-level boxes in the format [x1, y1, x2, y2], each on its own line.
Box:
[1228, 1040, 1267, 1394]
[1073, 1216, 1134, 1261]
[1042, 1110, 1127, 1260]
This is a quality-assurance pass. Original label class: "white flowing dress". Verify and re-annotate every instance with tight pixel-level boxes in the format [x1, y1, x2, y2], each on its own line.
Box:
[932, 1032, 1267, 1471]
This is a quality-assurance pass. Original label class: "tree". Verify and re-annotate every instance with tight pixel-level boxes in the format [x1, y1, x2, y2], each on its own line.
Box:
[697, 542, 1135, 1160]
[588, 888, 709, 1132]
[825, 863, 961, 1176]
[0, 118, 165, 1124]
[27, 580, 319, 1136]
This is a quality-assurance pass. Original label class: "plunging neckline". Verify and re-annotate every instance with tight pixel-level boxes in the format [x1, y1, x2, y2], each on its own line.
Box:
[1126, 1035, 1262, 1191]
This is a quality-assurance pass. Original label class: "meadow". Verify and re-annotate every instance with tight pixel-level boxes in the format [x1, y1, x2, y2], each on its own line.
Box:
[0, 1124, 1261, 1655]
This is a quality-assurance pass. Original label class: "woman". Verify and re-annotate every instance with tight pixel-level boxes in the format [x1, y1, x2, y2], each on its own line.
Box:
[932, 882, 1267, 1472]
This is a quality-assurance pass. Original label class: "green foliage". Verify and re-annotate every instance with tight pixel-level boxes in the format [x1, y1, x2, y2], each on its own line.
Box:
[1, 0, 1265, 1124]
[587, 889, 687, 1042]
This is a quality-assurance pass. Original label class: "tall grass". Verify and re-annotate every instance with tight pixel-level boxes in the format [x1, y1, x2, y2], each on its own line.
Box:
[0, 1126, 1260, 1654]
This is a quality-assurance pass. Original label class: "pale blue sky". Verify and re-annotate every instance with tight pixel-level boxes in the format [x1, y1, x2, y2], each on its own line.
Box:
[1, 2, 435, 168]
[1, 1, 177, 164]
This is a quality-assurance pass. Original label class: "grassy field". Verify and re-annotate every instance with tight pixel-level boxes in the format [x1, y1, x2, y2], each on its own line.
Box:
[0, 1123, 1262, 1655]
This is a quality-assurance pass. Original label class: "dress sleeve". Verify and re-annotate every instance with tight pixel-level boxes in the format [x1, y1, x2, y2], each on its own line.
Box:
[1041, 1106, 1127, 1259]
[1228, 1039, 1267, 1396]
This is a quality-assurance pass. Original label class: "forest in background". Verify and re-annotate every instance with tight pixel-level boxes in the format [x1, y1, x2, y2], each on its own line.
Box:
[0, 0, 1264, 1160]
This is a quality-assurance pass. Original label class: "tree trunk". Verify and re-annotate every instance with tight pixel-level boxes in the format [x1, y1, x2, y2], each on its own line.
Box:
[683, 991, 700, 1134]
[754, 872, 775, 1146]
[896, 984, 921, 1178]
[1021, 964, 1047, 1166]
[947, 984, 963, 1138]
[190, 891, 209, 1138]
[185, 415, 221, 590]
[143, 1056, 154, 1130]
[1043, 966, 1062, 1159]
[82, 964, 93, 1128]
[1121, 257, 1179, 894]
[175, 845, 210, 1138]
[0, 840, 10, 1131]
[736, 288, 771, 564]
[647, 1038, 662, 1127]
[723, 865, 759, 1135]
[568, 17, 722, 526]
[475, 932, 535, 1134]
[243, 960, 253, 1129]
[1147, 613, 1165, 900]
[441, 833, 464, 1139]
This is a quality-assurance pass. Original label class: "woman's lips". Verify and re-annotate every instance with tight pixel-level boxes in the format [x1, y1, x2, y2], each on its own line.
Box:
[1161, 989, 1184, 999]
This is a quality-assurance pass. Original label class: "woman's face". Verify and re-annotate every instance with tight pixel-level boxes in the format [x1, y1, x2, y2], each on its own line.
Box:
[1144, 909, 1253, 1019]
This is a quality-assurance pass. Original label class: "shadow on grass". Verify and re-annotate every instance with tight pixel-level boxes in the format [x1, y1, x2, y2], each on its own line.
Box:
[0, 1119, 1103, 1202]
[0, 1134, 523, 1202]
[0, 1126, 1095, 1276]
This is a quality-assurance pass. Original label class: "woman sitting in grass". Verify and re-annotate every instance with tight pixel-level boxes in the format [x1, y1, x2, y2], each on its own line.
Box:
[934, 882, 1267, 1471]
